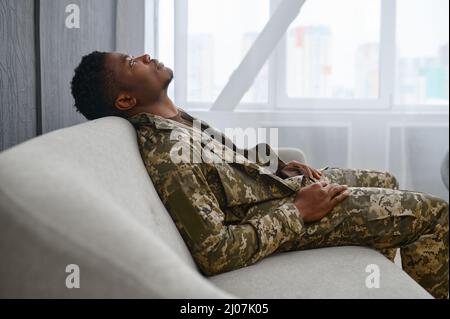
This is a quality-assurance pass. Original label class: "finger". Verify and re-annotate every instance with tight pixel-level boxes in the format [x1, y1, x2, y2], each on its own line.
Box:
[313, 169, 322, 179]
[288, 162, 303, 173]
[329, 185, 348, 198]
[322, 182, 332, 191]
[320, 181, 329, 187]
[288, 161, 301, 169]
[296, 167, 305, 175]
[291, 163, 307, 176]
[306, 168, 315, 178]
[327, 183, 342, 194]
[291, 162, 311, 175]
[331, 190, 350, 206]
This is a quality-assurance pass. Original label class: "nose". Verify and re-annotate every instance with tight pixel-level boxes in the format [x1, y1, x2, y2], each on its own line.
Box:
[137, 54, 151, 64]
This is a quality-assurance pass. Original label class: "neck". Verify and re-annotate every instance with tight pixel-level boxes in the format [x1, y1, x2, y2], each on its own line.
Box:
[126, 92, 178, 118]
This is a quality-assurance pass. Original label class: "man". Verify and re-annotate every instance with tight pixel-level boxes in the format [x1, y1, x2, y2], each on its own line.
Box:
[71, 51, 449, 298]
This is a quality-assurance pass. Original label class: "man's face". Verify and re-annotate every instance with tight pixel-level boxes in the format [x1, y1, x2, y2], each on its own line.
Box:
[105, 52, 173, 107]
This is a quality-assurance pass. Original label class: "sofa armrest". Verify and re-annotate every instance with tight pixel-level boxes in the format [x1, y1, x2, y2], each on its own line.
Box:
[277, 147, 307, 164]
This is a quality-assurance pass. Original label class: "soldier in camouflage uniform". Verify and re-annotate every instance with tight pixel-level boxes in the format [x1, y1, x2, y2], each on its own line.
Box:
[128, 111, 448, 299]
[71, 51, 449, 299]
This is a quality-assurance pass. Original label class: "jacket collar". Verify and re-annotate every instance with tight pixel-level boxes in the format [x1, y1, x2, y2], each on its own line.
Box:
[127, 109, 191, 130]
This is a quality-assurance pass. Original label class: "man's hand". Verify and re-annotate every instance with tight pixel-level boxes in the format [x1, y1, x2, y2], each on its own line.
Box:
[293, 181, 350, 223]
[278, 160, 322, 180]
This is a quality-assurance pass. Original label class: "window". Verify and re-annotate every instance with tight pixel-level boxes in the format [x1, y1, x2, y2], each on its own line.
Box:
[151, 0, 449, 110]
[395, 0, 449, 105]
[157, 0, 175, 100]
[187, 0, 270, 103]
[286, 0, 381, 99]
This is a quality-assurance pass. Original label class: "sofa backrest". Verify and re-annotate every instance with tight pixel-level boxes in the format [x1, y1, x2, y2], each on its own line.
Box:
[0, 117, 231, 298]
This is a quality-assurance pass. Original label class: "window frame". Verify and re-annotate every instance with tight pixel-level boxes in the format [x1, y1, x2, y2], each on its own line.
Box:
[152, 0, 449, 112]
[172, 0, 274, 111]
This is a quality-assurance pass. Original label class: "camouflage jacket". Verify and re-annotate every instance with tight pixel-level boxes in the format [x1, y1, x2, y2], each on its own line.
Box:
[128, 109, 306, 276]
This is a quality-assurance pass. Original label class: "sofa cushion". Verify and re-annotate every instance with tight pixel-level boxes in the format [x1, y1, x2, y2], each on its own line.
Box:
[0, 117, 232, 298]
[0, 116, 434, 298]
[209, 246, 432, 298]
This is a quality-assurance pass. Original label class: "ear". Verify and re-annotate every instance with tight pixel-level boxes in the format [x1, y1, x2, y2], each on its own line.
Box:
[115, 93, 137, 111]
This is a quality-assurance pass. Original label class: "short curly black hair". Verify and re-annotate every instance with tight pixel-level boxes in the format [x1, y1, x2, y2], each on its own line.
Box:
[71, 51, 123, 120]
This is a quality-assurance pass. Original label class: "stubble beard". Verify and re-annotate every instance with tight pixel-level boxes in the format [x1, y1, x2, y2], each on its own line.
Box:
[163, 69, 174, 91]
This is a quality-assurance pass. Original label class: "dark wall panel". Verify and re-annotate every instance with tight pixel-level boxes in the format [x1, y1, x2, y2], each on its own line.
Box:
[0, 0, 37, 151]
[39, 0, 116, 133]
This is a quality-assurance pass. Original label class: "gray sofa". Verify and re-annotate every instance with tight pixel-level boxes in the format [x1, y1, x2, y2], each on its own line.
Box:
[0, 117, 432, 298]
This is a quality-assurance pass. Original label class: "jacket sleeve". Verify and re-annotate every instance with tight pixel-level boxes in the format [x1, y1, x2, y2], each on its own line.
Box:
[152, 160, 304, 276]
[242, 143, 287, 174]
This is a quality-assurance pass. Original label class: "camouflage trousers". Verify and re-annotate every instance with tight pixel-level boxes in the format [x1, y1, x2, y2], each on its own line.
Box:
[281, 167, 449, 299]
